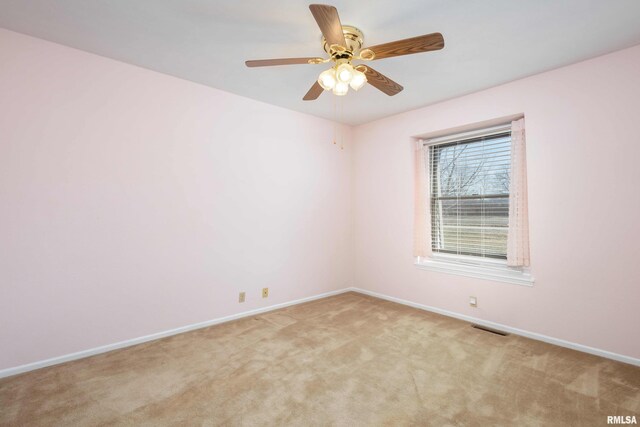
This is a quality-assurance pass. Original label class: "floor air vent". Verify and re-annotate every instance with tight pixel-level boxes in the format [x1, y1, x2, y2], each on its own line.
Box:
[471, 324, 509, 336]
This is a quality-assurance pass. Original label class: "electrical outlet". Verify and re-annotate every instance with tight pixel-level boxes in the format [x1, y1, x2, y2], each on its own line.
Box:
[262, 287, 269, 298]
[239, 292, 246, 303]
[469, 296, 477, 307]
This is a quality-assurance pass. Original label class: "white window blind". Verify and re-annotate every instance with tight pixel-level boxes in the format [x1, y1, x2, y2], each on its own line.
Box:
[427, 126, 512, 260]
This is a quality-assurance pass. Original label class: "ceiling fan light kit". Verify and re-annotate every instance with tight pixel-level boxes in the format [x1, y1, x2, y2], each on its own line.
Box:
[318, 61, 367, 95]
[245, 4, 445, 101]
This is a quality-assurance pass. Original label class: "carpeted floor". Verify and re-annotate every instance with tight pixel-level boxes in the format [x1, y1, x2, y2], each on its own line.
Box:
[1, 292, 639, 426]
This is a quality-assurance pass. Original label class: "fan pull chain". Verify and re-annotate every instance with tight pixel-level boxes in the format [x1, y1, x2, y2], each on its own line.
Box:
[333, 95, 337, 145]
[331, 96, 345, 151]
[340, 97, 344, 150]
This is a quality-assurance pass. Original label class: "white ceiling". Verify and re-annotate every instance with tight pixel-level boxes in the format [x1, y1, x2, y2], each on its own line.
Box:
[1, 0, 640, 125]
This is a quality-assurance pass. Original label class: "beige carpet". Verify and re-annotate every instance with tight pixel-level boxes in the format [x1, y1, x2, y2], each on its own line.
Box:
[1, 292, 639, 426]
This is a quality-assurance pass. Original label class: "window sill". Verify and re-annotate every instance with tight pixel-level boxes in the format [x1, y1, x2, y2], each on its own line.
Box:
[414, 256, 534, 286]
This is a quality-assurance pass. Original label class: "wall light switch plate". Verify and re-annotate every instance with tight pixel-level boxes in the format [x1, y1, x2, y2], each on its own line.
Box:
[262, 288, 269, 298]
[239, 292, 245, 303]
[469, 296, 477, 307]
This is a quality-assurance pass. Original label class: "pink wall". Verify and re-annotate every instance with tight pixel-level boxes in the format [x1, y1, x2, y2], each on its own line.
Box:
[353, 44, 640, 359]
[2, 26, 639, 371]
[0, 29, 353, 370]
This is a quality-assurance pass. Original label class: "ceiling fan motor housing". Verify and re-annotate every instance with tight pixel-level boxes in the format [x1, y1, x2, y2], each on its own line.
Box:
[322, 25, 364, 59]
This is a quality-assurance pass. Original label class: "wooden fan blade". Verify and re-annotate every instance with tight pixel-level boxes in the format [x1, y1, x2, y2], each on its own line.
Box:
[367, 33, 444, 60]
[303, 81, 324, 101]
[362, 66, 403, 96]
[245, 57, 320, 67]
[309, 4, 346, 48]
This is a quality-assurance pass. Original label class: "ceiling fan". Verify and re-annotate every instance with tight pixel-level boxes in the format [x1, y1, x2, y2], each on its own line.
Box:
[245, 4, 444, 100]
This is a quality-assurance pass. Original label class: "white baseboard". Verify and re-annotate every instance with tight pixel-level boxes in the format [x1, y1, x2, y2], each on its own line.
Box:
[349, 287, 640, 367]
[0, 288, 351, 379]
[2, 286, 637, 379]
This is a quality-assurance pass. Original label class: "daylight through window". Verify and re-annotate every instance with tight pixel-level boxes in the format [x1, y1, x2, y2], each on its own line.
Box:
[428, 129, 511, 260]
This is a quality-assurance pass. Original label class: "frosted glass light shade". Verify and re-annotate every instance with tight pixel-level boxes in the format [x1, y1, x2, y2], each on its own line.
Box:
[318, 68, 337, 90]
[349, 70, 367, 91]
[333, 81, 349, 96]
[336, 63, 354, 83]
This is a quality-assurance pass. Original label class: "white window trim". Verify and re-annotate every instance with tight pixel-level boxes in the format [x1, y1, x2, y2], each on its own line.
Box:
[423, 123, 512, 146]
[414, 254, 534, 286]
[415, 122, 534, 287]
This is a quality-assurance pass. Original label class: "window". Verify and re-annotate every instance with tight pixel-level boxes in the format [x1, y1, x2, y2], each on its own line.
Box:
[429, 130, 511, 260]
[415, 122, 533, 286]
